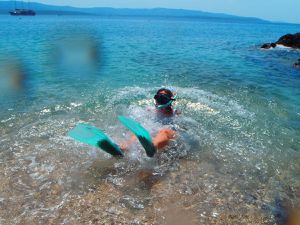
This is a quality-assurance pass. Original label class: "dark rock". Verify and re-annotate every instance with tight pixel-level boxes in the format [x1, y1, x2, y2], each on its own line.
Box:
[271, 43, 277, 48]
[276, 33, 300, 49]
[261, 43, 276, 49]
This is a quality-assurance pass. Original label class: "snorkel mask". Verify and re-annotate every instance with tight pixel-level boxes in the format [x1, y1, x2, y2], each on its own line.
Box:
[154, 90, 176, 109]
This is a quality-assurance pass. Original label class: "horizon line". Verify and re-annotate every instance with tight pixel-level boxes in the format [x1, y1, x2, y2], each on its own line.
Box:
[2, 1, 300, 24]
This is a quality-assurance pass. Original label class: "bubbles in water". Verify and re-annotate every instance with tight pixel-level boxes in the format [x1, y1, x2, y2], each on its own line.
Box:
[1, 85, 299, 224]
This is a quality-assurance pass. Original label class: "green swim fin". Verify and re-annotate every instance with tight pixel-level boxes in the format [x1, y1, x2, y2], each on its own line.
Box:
[68, 124, 124, 157]
[118, 116, 156, 157]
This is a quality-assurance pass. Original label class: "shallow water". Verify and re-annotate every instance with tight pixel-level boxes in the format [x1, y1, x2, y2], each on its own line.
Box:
[0, 15, 300, 224]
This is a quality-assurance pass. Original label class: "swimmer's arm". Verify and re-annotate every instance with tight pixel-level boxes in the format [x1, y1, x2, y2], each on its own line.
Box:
[153, 129, 176, 151]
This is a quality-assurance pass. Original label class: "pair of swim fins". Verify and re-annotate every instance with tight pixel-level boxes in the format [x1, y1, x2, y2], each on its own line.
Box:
[68, 116, 156, 157]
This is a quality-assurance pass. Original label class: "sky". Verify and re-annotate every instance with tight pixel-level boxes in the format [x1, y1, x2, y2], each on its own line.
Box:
[35, 0, 300, 23]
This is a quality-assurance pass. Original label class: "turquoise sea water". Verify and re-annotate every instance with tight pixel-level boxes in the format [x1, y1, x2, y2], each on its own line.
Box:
[0, 15, 300, 224]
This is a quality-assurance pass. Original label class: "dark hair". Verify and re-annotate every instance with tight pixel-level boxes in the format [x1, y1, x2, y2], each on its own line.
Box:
[154, 88, 174, 105]
[156, 88, 173, 97]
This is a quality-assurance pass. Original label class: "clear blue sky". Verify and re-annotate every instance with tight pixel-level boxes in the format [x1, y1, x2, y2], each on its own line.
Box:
[36, 0, 300, 23]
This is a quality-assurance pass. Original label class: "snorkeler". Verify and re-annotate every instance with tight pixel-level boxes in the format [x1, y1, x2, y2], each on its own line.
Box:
[68, 88, 177, 157]
[151, 88, 179, 148]
[154, 88, 178, 117]
[122, 88, 177, 152]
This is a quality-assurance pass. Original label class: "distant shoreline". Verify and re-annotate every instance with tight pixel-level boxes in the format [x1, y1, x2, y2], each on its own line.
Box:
[0, 1, 268, 23]
[1, 1, 299, 25]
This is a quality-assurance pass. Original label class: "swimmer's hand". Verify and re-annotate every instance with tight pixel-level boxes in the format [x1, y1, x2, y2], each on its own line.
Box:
[153, 129, 176, 151]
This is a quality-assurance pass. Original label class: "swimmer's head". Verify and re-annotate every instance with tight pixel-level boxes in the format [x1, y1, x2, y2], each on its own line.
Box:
[154, 88, 176, 109]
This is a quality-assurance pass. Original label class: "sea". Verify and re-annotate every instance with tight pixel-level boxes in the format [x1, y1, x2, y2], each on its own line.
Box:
[0, 15, 299, 224]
